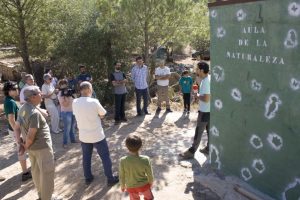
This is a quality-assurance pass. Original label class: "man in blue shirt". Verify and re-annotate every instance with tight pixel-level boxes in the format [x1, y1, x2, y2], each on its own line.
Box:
[77, 65, 92, 83]
[131, 56, 151, 116]
[77, 65, 96, 98]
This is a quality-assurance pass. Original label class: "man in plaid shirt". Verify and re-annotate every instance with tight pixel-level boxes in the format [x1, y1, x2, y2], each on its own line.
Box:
[131, 56, 151, 116]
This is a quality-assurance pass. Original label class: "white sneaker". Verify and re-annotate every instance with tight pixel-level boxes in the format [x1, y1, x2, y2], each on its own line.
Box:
[51, 196, 63, 200]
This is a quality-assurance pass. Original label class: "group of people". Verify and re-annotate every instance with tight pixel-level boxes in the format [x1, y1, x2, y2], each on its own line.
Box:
[1, 56, 211, 200]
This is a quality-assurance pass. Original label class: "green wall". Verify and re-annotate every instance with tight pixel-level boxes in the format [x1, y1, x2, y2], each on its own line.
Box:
[209, 1, 300, 199]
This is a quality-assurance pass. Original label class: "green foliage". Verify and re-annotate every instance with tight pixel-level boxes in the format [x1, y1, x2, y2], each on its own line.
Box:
[118, 0, 196, 63]
[0, 0, 50, 55]
[0, 0, 210, 103]
[188, 0, 210, 53]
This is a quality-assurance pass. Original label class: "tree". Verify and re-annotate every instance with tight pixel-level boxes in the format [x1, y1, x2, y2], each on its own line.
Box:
[188, 0, 210, 54]
[0, 0, 45, 73]
[119, 0, 194, 65]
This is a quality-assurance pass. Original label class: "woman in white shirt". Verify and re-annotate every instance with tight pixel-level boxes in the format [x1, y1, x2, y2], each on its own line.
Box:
[42, 74, 61, 134]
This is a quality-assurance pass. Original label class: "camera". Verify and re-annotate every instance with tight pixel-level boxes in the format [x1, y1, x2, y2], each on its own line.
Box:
[61, 88, 76, 97]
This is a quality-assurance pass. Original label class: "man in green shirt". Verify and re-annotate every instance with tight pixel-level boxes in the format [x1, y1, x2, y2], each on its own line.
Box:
[3, 81, 31, 181]
[15, 86, 56, 200]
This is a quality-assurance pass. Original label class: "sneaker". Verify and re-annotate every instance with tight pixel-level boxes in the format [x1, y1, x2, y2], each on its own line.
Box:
[199, 146, 209, 155]
[21, 171, 32, 181]
[0, 175, 5, 182]
[107, 175, 119, 186]
[85, 176, 94, 185]
[145, 112, 151, 115]
[183, 109, 187, 112]
[136, 113, 142, 117]
[156, 107, 161, 112]
[51, 196, 63, 200]
[62, 144, 67, 149]
[179, 150, 194, 159]
[166, 108, 173, 113]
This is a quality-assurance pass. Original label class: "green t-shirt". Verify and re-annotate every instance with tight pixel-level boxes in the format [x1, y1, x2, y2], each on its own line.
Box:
[4, 96, 19, 131]
[119, 155, 154, 188]
[17, 103, 52, 150]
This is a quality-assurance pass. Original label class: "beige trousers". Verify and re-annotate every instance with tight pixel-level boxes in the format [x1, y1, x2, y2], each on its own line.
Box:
[28, 147, 55, 200]
[157, 85, 170, 108]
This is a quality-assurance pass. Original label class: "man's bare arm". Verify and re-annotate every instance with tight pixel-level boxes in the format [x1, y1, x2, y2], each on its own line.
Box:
[199, 94, 210, 102]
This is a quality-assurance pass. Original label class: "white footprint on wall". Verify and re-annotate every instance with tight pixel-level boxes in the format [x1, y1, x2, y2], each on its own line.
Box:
[236, 9, 247, 21]
[284, 29, 298, 49]
[241, 168, 252, 181]
[251, 79, 262, 91]
[282, 178, 300, 200]
[264, 94, 282, 120]
[209, 144, 221, 170]
[212, 65, 225, 82]
[250, 135, 263, 149]
[252, 159, 265, 174]
[290, 78, 300, 90]
[210, 10, 217, 18]
[231, 88, 242, 102]
[214, 99, 223, 110]
[267, 133, 283, 151]
[288, 2, 300, 17]
[210, 126, 220, 137]
[217, 27, 226, 38]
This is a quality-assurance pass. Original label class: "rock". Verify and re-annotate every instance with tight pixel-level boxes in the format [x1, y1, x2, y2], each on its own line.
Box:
[180, 161, 193, 168]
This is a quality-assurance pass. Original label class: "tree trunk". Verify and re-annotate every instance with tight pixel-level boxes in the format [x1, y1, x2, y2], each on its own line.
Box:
[105, 35, 114, 105]
[105, 36, 114, 79]
[16, 0, 32, 74]
[144, 22, 149, 65]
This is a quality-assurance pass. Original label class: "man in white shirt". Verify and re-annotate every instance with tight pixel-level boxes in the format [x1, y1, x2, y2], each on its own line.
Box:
[19, 74, 35, 104]
[72, 81, 119, 186]
[180, 62, 210, 159]
[155, 60, 172, 112]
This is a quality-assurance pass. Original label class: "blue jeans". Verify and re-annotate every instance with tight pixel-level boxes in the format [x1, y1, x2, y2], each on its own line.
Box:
[115, 93, 126, 121]
[81, 139, 114, 181]
[135, 88, 148, 114]
[61, 112, 76, 145]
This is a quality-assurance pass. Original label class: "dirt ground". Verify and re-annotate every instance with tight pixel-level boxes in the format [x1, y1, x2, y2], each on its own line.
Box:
[0, 99, 272, 200]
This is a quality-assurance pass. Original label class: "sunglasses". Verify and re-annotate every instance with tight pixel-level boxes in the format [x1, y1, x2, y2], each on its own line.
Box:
[32, 92, 41, 96]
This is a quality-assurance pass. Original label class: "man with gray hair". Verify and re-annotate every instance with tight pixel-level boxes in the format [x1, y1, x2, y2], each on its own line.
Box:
[19, 74, 35, 104]
[72, 81, 119, 186]
[15, 86, 56, 200]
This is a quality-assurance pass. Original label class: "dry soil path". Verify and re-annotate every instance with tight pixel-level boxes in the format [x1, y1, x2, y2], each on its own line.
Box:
[1, 107, 266, 200]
